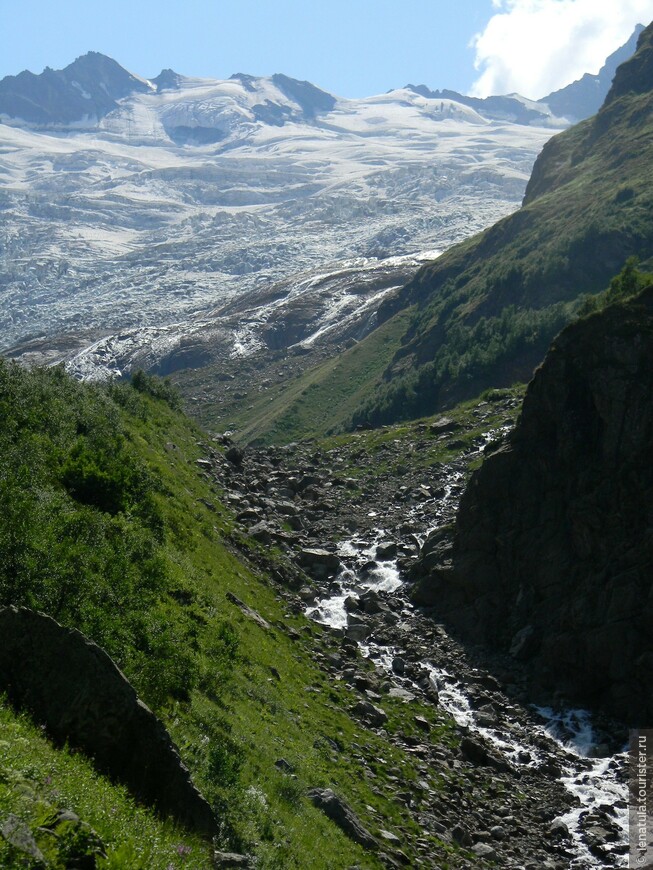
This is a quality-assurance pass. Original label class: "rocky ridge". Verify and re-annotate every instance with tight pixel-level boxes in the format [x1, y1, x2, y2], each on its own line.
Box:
[0, 52, 153, 126]
[544, 25, 644, 121]
[0, 606, 216, 837]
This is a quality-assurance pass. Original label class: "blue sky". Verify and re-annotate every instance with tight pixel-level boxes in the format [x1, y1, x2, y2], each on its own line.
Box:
[1, 0, 652, 99]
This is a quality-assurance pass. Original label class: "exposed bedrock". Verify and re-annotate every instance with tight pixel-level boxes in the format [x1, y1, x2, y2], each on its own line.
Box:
[0, 606, 216, 837]
[412, 287, 653, 724]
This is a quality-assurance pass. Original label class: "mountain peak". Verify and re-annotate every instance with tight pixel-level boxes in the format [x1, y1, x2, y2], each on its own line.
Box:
[543, 24, 645, 121]
[270, 73, 336, 116]
[152, 68, 184, 92]
[0, 52, 152, 126]
[604, 20, 653, 104]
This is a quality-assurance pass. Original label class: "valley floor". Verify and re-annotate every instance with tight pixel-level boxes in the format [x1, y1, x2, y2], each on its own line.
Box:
[198, 387, 629, 868]
[0, 376, 630, 868]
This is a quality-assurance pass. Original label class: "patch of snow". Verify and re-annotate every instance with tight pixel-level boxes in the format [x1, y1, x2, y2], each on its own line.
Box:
[71, 81, 92, 100]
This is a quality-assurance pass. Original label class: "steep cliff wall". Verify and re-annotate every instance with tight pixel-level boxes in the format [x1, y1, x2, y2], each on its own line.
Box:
[419, 287, 653, 724]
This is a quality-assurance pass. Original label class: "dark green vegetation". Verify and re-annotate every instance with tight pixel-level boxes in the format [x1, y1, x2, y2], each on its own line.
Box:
[0, 361, 478, 868]
[0, 363, 192, 710]
[345, 23, 653, 428]
[577, 256, 653, 315]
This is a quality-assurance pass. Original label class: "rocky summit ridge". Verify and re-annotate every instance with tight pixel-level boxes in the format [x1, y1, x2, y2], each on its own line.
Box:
[544, 24, 644, 121]
[0, 51, 153, 126]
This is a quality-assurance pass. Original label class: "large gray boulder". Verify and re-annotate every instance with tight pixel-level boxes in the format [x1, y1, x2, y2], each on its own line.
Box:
[0, 606, 216, 836]
[307, 788, 378, 851]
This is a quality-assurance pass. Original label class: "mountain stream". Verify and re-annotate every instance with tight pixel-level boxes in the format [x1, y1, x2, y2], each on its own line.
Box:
[305, 469, 629, 868]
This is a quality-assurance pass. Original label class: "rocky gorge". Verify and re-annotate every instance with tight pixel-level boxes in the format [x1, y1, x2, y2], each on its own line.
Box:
[192, 387, 631, 867]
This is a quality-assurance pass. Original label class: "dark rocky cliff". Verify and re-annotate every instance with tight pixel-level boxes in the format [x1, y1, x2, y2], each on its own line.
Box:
[414, 288, 653, 724]
[0, 606, 216, 836]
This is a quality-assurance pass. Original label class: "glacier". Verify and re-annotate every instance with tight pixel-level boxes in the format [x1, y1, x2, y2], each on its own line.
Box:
[0, 68, 560, 375]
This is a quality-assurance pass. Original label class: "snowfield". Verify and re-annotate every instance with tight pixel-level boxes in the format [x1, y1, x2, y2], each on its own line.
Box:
[0, 72, 559, 373]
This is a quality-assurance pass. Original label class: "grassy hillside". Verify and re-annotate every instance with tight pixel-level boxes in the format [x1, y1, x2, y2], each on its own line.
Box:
[341, 21, 653, 428]
[0, 362, 478, 868]
[179, 21, 653, 446]
[0, 700, 212, 868]
[182, 308, 415, 446]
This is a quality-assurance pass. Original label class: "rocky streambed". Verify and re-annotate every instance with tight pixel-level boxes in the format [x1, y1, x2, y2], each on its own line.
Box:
[197, 394, 630, 868]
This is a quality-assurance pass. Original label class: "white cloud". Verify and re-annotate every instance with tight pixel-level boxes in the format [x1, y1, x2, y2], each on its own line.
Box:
[471, 0, 653, 99]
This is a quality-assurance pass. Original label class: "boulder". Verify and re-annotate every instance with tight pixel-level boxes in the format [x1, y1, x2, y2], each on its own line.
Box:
[345, 621, 370, 642]
[0, 606, 216, 837]
[472, 843, 498, 861]
[213, 852, 253, 867]
[225, 445, 244, 466]
[375, 541, 397, 560]
[226, 591, 271, 630]
[360, 589, 383, 614]
[548, 818, 570, 839]
[352, 700, 388, 727]
[0, 815, 46, 864]
[248, 521, 273, 545]
[307, 788, 378, 851]
[460, 735, 509, 771]
[429, 417, 461, 434]
[296, 548, 341, 579]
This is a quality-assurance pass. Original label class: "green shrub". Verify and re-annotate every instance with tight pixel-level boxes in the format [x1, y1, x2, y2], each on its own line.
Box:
[130, 370, 182, 410]
[578, 257, 653, 316]
[0, 361, 196, 708]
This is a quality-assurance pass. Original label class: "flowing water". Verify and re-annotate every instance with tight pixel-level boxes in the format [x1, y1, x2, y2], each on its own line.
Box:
[303, 431, 630, 866]
[306, 528, 629, 867]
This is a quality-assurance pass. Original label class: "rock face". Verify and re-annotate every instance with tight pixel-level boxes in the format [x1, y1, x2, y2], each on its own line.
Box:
[422, 289, 653, 724]
[0, 606, 216, 836]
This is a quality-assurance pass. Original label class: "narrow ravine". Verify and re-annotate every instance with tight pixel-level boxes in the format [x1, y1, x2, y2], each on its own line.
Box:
[204, 391, 630, 866]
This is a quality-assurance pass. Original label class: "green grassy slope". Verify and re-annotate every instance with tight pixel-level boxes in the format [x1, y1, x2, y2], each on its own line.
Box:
[169, 306, 414, 446]
[340, 21, 653, 428]
[0, 363, 472, 868]
[0, 701, 212, 869]
[216, 308, 415, 445]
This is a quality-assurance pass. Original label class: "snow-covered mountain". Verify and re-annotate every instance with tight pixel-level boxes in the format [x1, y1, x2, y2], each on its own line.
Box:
[2, 39, 636, 380]
[0, 53, 563, 375]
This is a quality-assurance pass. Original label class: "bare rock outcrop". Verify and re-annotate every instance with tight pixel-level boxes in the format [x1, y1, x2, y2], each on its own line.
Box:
[413, 288, 653, 724]
[0, 606, 216, 836]
[307, 788, 379, 851]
